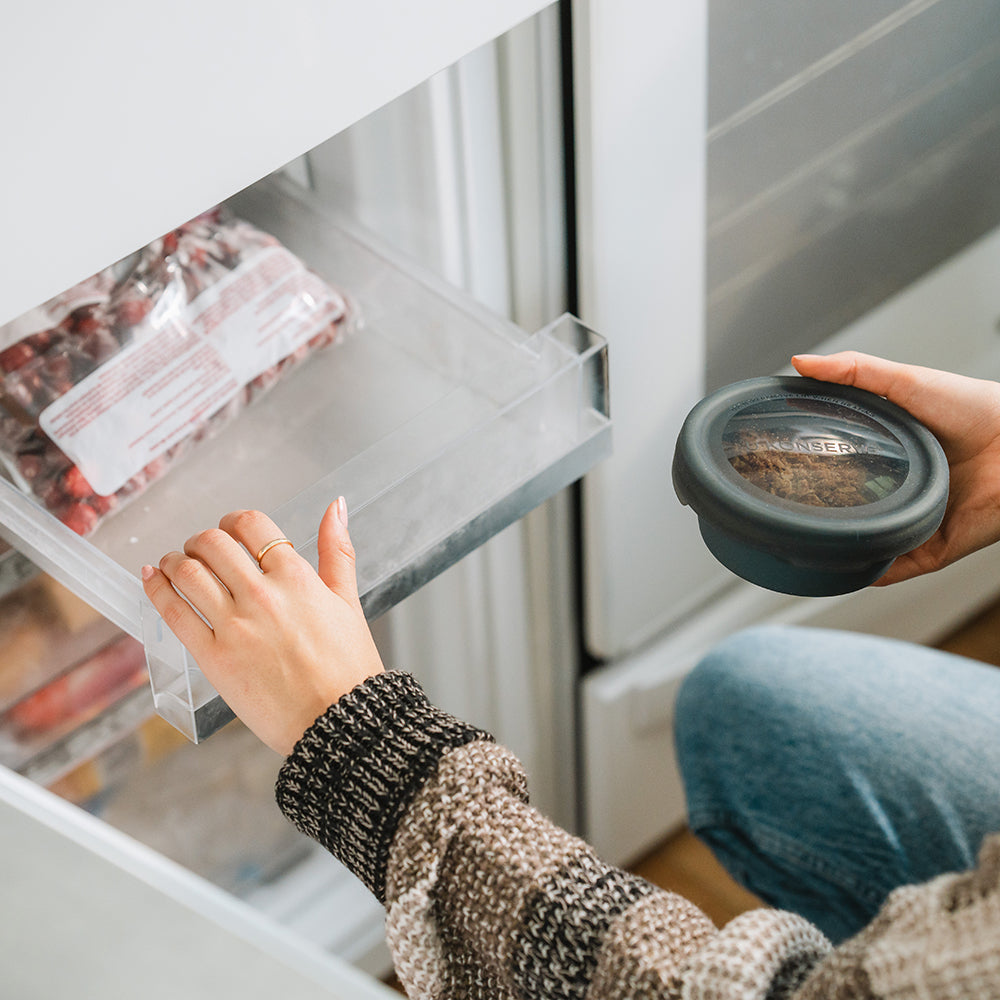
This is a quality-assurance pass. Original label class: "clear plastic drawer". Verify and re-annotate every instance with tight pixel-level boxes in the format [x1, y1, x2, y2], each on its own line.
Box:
[0, 176, 610, 742]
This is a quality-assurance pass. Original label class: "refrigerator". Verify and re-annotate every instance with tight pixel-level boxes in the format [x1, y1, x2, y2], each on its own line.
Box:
[578, 0, 1000, 862]
[4, 1, 1000, 996]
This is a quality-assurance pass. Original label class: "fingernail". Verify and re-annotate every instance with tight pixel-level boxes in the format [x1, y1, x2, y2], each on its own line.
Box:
[141, 564, 155, 581]
[336, 495, 348, 528]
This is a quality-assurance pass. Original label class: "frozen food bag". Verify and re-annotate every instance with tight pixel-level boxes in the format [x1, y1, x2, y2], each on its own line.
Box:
[0, 208, 355, 534]
[4, 634, 148, 741]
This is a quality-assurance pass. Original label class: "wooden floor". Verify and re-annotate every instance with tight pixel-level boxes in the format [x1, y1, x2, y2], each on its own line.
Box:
[628, 595, 1000, 924]
[630, 826, 764, 925]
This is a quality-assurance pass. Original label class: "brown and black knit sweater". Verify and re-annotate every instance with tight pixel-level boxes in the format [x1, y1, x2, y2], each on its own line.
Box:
[275, 671, 1000, 999]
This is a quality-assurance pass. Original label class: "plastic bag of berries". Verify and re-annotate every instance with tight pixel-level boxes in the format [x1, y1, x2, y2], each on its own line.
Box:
[0, 208, 356, 536]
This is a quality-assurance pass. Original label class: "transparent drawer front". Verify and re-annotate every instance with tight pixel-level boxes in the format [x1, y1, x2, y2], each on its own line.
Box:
[0, 176, 610, 742]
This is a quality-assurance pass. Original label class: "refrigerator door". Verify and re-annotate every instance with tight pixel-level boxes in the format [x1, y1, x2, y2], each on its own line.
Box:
[1, 0, 551, 327]
[575, 0, 1000, 659]
[0, 764, 396, 1000]
[574, 0, 1000, 860]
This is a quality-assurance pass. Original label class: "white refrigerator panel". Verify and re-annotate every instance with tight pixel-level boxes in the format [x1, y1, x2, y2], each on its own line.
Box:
[0, 766, 395, 999]
[573, 0, 725, 661]
[1, 0, 550, 327]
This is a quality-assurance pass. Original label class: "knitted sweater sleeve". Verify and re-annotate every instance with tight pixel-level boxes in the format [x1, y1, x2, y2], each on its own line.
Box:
[790, 834, 1000, 1000]
[276, 671, 831, 999]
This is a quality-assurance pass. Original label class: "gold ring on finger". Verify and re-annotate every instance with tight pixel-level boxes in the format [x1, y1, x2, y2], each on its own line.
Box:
[255, 537, 294, 568]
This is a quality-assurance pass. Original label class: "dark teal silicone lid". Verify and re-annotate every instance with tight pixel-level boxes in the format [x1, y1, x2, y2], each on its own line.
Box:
[672, 376, 948, 596]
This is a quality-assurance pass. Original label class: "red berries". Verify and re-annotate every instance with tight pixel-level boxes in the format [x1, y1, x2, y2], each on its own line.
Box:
[0, 341, 36, 374]
[115, 297, 152, 327]
[57, 501, 100, 536]
[61, 465, 94, 499]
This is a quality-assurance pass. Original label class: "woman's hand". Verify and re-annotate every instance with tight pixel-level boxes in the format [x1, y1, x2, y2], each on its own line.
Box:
[141, 497, 384, 755]
[793, 351, 1000, 585]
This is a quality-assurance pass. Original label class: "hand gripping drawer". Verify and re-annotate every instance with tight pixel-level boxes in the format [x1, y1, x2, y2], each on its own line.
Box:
[0, 175, 610, 742]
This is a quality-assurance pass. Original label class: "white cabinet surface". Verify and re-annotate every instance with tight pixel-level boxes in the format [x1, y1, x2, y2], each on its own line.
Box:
[2, 0, 550, 327]
[0, 765, 395, 999]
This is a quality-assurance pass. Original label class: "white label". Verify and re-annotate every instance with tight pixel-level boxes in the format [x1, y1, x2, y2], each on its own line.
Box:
[39, 246, 342, 495]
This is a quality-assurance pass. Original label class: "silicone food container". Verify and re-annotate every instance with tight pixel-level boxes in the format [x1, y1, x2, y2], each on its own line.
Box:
[672, 376, 949, 596]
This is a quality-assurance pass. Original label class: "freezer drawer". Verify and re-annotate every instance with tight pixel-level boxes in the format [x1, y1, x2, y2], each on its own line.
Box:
[0, 174, 610, 742]
[0, 563, 392, 976]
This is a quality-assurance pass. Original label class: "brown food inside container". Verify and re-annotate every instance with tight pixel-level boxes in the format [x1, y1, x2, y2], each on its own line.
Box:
[729, 449, 893, 507]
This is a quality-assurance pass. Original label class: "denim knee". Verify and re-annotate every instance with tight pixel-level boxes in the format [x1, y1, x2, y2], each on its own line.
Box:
[673, 622, 1000, 941]
[674, 624, 795, 794]
[673, 625, 892, 939]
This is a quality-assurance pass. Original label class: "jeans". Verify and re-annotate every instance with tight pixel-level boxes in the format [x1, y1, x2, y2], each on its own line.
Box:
[674, 624, 1000, 943]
